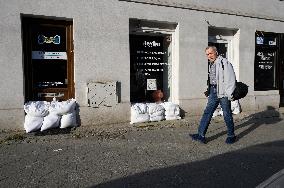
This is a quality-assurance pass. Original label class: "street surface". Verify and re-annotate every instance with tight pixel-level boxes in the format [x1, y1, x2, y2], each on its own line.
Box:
[0, 110, 284, 188]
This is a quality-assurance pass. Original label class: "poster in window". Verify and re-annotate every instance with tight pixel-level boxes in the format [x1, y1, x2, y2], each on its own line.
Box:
[147, 79, 157, 90]
[254, 50, 276, 90]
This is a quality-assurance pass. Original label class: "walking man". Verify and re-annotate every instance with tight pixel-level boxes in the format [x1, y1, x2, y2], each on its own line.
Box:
[190, 46, 237, 144]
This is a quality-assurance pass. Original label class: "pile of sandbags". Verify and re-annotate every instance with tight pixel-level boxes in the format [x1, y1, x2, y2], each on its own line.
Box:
[212, 100, 241, 118]
[24, 99, 77, 133]
[130, 102, 181, 124]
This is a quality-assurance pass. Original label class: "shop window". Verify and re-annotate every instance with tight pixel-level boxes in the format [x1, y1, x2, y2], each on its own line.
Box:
[129, 19, 177, 103]
[130, 34, 170, 102]
[254, 31, 278, 91]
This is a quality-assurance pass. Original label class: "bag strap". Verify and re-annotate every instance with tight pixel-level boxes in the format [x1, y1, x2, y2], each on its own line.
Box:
[220, 58, 225, 82]
[207, 61, 210, 86]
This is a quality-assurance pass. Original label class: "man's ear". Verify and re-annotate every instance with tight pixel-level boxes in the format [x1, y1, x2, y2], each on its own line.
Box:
[216, 51, 218, 55]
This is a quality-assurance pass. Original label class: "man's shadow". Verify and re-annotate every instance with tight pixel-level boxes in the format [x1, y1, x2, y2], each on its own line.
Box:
[206, 106, 282, 142]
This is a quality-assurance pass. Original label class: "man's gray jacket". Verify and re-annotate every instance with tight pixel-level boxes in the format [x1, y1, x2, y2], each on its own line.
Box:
[214, 56, 236, 100]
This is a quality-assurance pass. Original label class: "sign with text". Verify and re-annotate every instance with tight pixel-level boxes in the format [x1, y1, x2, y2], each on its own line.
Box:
[254, 50, 276, 90]
[147, 79, 157, 90]
[32, 51, 67, 60]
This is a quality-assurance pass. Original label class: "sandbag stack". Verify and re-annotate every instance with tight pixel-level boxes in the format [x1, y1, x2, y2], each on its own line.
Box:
[24, 99, 77, 133]
[212, 100, 241, 118]
[130, 102, 181, 124]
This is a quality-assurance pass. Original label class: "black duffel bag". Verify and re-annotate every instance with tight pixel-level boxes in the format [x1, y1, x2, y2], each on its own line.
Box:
[232, 82, 248, 101]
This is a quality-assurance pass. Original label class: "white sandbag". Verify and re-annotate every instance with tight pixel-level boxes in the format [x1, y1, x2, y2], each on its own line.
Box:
[130, 104, 150, 124]
[130, 104, 140, 117]
[219, 101, 241, 115]
[49, 99, 76, 115]
[24, 115, 43, 133]
[212, 110, 219, 118]
[150, 115, 165, 122]
[165, 115, 181, 120]
[147, 103, 165, 122]
[133, 103, 148, 114]
[41, 113, 61, 131]
[24, 101, 49, 117]
[231, 100, 241, 115]
[212, 105, 223, 117]
[162, 102, 180, 115]
[60, 111, 77, 128]
[213, 100, 241, 117]
[147, 103, 165, 115]
[161, 102, 181, 120]
[130, 113, 150, 124]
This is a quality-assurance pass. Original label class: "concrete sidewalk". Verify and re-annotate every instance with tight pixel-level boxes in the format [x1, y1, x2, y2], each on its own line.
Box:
[0, 112, 284, 187]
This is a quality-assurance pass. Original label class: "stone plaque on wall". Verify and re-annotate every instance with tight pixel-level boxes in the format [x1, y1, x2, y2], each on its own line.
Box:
[87, 81, 118, 108]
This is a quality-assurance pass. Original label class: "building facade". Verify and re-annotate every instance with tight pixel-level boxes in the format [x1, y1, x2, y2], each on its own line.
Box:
[0, 0, 284, 129]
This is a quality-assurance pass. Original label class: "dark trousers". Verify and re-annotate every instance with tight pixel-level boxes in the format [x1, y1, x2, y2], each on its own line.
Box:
[198, 86, 235, 137]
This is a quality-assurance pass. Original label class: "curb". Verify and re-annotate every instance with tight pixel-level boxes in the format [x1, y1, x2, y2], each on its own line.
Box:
[256, 169, 284, 188]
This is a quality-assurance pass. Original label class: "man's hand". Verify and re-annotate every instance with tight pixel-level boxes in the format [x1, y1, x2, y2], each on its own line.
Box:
[204, 90, 209, 97]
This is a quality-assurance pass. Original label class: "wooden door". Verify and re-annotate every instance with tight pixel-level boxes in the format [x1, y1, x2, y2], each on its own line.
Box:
[22, 17, 74, 102]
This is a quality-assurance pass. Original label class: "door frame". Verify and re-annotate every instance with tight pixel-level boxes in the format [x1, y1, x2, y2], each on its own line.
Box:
[278, 33, 284, 106]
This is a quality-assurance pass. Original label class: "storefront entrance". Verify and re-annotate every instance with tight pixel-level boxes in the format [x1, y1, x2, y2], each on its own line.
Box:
[22, 16, 74, 102]
[208, 27, 239, 80]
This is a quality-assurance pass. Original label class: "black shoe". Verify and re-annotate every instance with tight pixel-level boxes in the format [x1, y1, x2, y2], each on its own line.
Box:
[225, 136, 236, 144]
[190, 133, 206, 144]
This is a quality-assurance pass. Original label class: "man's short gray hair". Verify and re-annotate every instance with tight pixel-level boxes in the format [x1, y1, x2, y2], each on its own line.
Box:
[205, 46, 218, 52]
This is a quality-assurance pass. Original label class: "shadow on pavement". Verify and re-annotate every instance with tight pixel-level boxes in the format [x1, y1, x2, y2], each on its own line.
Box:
[32, 127, 74, 136]
[92, 140, 284, 188]
[207, 106, 282, 142]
